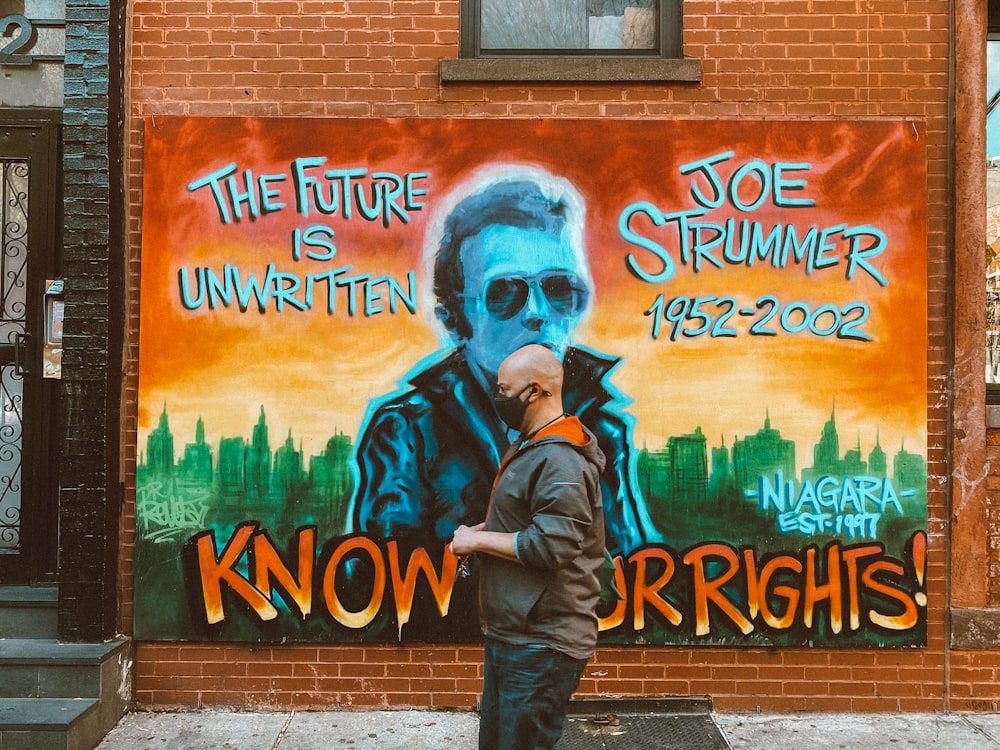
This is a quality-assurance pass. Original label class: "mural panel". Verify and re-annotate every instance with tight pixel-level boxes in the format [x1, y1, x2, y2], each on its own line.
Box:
[136, 118, 928, 647]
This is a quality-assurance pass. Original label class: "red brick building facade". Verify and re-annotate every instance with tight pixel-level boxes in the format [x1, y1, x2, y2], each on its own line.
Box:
[113, 0, 996, 714]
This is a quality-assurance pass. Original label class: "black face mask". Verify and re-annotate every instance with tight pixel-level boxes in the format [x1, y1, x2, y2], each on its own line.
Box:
[494, 384, 534, 431]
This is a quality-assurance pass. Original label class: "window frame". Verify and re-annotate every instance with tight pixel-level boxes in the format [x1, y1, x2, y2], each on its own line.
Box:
[987, 3, 1000, 402]
[459, 0, 683, 59]
[442, 0, 699, 84]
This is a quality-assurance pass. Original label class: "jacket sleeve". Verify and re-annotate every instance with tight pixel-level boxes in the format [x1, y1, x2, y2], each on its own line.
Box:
[515, 450, 598, 571]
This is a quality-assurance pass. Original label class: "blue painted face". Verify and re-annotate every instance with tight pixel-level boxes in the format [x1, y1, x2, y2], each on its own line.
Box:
[459, 224, 590, 377]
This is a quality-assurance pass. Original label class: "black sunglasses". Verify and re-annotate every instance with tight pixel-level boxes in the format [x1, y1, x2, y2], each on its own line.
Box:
[478, 272, 589, 321]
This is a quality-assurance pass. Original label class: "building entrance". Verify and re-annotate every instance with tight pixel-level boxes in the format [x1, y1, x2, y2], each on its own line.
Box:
[0, 115, 59, 583]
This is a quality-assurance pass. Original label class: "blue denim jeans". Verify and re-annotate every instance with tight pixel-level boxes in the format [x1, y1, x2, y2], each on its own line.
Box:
[479, 638, 588, 750]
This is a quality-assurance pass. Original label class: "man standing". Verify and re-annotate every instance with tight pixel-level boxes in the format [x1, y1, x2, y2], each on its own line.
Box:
[451, 344, 606, 750]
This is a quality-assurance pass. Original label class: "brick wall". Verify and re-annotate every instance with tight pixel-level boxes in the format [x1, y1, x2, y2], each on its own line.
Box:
[60, 0, 125, 642]
[949, 651, 1000, 713]
[124, 0, 978, 710]
[133, 642, 951, 712]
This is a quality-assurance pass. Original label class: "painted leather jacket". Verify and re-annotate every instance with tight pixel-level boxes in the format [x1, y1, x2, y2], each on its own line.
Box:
[479, 415, 606, 660]
[348, 345, 660, 557]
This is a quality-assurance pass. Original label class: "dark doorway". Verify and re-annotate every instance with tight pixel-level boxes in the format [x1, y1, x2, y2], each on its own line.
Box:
[0, 114, 60, 583]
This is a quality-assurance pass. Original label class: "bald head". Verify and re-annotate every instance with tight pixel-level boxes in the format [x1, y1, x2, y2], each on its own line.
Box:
[498, 344, 563, 398]
[500, 344, 564, 400]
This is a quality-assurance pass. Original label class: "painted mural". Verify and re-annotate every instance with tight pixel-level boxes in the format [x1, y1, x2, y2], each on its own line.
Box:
[135, 117, 928, 647]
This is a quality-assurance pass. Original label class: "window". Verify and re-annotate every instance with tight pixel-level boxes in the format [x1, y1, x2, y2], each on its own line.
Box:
[988, 35, 1000, 396]
[465, 0, 677, 58]
[441, 0, 699, 83]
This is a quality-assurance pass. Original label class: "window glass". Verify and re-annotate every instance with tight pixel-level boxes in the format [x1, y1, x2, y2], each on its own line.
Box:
[990, 42, 1000, 159]
[987, 40, 1000, 385]
[480, 0, 659, 52]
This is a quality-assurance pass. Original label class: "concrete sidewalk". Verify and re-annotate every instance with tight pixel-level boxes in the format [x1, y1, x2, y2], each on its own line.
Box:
[94, 708, 1000, 749]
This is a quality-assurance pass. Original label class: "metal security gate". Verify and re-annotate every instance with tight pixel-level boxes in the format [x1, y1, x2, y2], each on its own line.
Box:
[0, 117, 59, 583]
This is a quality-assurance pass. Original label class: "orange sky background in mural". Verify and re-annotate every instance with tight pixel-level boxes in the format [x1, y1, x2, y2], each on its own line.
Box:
[138, 118, 927, 468]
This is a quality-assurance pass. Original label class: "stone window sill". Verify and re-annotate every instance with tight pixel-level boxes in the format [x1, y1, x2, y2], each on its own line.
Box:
[439, 57, 702, 84]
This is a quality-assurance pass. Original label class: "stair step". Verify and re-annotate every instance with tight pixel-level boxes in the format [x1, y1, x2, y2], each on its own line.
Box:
[0, 638, 128, 664]
[568, 695, 714, 715]
[0, 637, 130, 699]
[0, 697, 97, 730]
[0, 588, 131, 748]
[0, 586, 58, 640]
[0, 697, 100, 750]
[0, 586, 58, 604]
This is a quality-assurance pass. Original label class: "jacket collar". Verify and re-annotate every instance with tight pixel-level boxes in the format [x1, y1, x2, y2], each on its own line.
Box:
[410, 349, 507, 467]
[561, 346, 620, 415]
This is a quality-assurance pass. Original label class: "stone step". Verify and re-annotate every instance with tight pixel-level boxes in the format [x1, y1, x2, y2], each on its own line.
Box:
[0, 585, 58, 640]
[0, 637, 130, 699]
[568, 695, 714, 715]
[0, 590, 132, 749]
[0, 697, 100, 750]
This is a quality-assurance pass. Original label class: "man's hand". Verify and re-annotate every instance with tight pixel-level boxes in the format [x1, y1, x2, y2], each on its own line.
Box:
[452, 523, 520, 563]
[451, 522, 485, 556]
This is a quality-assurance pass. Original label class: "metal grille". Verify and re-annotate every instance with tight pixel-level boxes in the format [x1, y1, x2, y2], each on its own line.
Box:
[0, 158, 28, 552]
[557, 713, 731, 750]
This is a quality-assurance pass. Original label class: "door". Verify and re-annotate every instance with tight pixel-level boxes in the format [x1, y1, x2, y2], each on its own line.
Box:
[0, 117, 59, 583]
